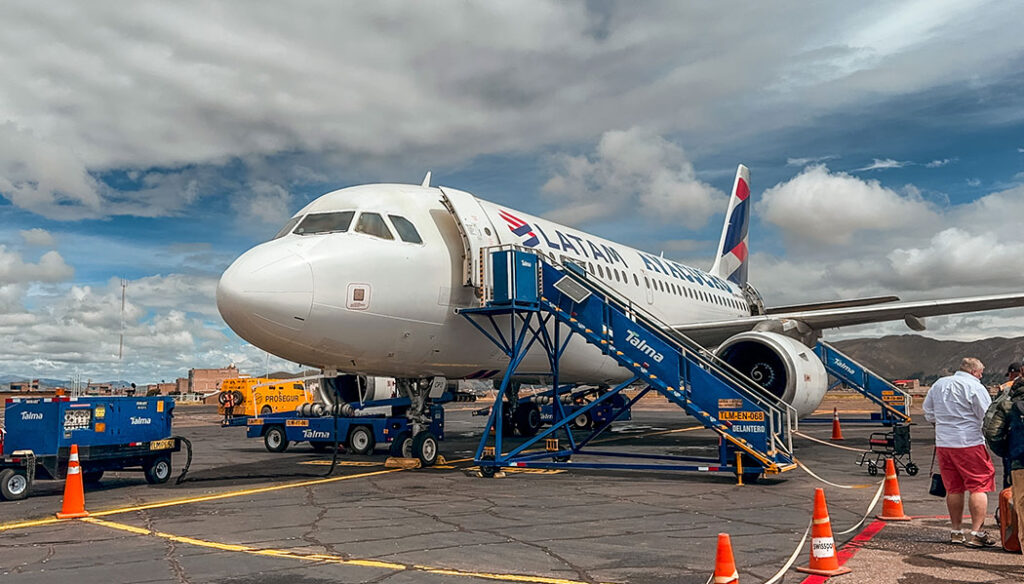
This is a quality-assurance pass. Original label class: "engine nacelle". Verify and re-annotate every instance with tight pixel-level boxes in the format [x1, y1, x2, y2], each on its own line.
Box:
[715, 331, 828, 418]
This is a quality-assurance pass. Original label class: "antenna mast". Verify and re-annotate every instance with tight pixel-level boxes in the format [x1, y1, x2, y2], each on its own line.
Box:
[118, 279, 126, 392]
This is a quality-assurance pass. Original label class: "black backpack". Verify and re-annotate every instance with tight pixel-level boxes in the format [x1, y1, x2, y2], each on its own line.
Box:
[1009, 400, 1024, 464]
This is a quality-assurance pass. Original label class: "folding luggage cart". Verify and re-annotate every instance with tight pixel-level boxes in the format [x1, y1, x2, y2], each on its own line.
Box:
[856, 424, 918, 476]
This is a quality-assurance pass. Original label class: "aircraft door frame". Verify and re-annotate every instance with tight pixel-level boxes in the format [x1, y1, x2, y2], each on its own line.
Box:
[640, 269, 654, 305]
[438, 187, 501, 295]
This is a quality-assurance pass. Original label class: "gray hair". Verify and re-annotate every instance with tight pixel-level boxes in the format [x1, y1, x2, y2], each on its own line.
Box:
[959, 357, 984, 374]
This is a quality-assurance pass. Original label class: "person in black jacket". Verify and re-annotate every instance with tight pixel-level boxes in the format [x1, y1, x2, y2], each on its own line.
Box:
[985, 378, 1024, 551]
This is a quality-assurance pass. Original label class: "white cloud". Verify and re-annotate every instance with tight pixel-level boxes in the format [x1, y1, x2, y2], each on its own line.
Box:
[541, 128, 723, 228]
[0, 272, 289, 384]
[884, 228, 1024, 289]
[758, 165, 935, 244]
[231, 181, 294, 227]
[787, 155, 838, 167]
[20, 228, 55, 247]
[0, 246, 73, 285]
[966, 178, 981, 187]
[857, 158, 909, 171]
[0, 3, 1020, 221]
[925, 158, 954, 168]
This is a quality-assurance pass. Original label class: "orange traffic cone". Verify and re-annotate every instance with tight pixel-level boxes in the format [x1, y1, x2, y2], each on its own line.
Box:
[876, 458, 911, 521]
[713, 533, 739, 584]
[56, 444, 89, 519]
[830, 408, 844, 441]
[796, 488, 852, 577]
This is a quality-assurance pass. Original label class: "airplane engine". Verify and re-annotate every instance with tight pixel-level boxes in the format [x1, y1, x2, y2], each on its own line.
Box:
[714, 331, 827, 418]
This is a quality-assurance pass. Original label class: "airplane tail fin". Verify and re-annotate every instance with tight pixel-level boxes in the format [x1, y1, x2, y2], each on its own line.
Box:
[709, 164, 750, 287]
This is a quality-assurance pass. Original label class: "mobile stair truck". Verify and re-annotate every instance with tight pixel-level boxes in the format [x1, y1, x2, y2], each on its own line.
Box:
[0, 396, 181, 501]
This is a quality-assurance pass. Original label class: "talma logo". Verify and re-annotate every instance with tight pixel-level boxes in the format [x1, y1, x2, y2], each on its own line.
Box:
[20, 411, 44, 420]
[832, 357, 856, 376]
[625, 329, 664, 363]
[130, 416, 152, 425]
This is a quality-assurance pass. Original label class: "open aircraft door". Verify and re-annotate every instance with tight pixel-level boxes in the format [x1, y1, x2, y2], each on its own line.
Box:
[439, 187, 501, 296]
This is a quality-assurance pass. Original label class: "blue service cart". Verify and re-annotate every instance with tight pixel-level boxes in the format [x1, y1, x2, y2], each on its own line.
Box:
[244, 404, 445, 461]
[0, 396, 182, 501]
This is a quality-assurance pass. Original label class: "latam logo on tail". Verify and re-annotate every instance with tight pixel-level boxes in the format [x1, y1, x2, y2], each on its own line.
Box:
[498, 210, 540, 247]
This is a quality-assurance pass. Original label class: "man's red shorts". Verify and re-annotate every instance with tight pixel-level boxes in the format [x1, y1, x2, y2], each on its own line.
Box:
[936, 444, 995, 494]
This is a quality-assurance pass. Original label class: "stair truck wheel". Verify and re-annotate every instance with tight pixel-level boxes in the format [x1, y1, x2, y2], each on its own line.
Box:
[0, 468, 30, 501]
[348, 426, 376, 455]
[264, 425, 289, 453]
[390, 430, 413, 458]
[144, 455, 172, 484]
[515, 403, 542, 437]
[412, 431, 439, 467]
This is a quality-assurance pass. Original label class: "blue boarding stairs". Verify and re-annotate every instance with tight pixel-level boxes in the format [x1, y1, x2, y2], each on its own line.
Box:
[459, 248, 800, 480]
[812, 341, 912, 426]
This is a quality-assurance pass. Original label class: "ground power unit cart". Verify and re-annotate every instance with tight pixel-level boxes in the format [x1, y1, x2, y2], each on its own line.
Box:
[0, 396, 182, 501]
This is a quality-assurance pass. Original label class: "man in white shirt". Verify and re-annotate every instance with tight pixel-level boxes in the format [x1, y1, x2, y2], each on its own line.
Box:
[923, 357, 997, 547]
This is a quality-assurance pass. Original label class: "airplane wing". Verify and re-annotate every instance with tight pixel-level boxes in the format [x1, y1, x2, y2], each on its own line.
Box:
[673, 292, 1024, 347]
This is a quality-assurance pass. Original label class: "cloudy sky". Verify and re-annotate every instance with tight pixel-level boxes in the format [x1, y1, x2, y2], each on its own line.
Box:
[2, 1, 1024, 384]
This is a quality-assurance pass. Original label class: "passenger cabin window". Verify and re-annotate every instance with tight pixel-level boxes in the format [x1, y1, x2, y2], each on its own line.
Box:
[355, 212, 394, 240]
[273, 216, 302, 239]
[294, 211, 355, 235]
[388, 214, 423, 244]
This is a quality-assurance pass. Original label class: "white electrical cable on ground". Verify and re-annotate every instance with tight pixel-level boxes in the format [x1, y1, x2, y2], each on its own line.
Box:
[797, 459, 881, 489]
[757, 475, 884, 584]
[761, 518, 812, 584]
[795, 430, 869, 453]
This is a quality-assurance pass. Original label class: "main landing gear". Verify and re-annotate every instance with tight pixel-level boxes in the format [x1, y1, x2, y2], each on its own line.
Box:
[394, 377, 442, 466]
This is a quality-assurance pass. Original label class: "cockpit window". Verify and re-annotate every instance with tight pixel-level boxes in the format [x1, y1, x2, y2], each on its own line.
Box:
[293, 211, 355, 235]
[273, 216, 302, 240]
[388, 215, 422, 244]
[355, 212, 394, 240]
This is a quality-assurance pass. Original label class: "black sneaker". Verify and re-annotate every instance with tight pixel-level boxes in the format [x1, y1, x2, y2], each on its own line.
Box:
[964, 531, 997, 548]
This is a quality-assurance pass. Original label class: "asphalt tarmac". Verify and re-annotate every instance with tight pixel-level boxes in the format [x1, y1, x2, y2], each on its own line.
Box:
[1, 404, 1021, 583]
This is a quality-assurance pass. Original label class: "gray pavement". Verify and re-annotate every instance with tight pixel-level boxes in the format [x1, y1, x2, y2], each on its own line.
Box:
[1, 406, 1021, 583]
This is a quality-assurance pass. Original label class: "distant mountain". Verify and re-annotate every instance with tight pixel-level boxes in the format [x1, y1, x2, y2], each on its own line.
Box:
[0, 375, 71, 387]
[833, 335, 1024, 387]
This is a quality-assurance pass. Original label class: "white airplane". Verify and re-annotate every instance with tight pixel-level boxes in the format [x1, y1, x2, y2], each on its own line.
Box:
[217, 166, 1024, 461]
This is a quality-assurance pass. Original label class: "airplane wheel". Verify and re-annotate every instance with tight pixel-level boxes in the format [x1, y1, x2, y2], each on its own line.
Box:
[412, 431, 439, 467]
[515, 403, 541, 437]
[348, 426, 376, 455]
[264, 426, 289, 453]
[390, 431, 413, 458]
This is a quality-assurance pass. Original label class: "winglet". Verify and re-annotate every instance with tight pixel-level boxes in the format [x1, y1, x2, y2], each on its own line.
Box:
[421, 171, 432, 188]
[710, 165, 751, 287]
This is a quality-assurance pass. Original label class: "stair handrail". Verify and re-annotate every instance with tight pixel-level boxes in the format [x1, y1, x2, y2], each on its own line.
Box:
[481, 244, 798, 456]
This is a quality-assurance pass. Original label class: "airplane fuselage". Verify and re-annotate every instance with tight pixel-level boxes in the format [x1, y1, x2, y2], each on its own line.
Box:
[217, 183, 751, 382]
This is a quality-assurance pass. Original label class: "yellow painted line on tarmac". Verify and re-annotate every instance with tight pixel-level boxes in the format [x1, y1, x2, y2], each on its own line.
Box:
[0, 467, 406, 533]
[83, 517, 610, 584]
[0, 516, 64, 532]
[300, 460, 383, 466]
[89, 468, 405, 517]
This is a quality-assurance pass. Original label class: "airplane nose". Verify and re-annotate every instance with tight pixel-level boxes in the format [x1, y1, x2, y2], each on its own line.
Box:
[217, 246, 314, 341]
